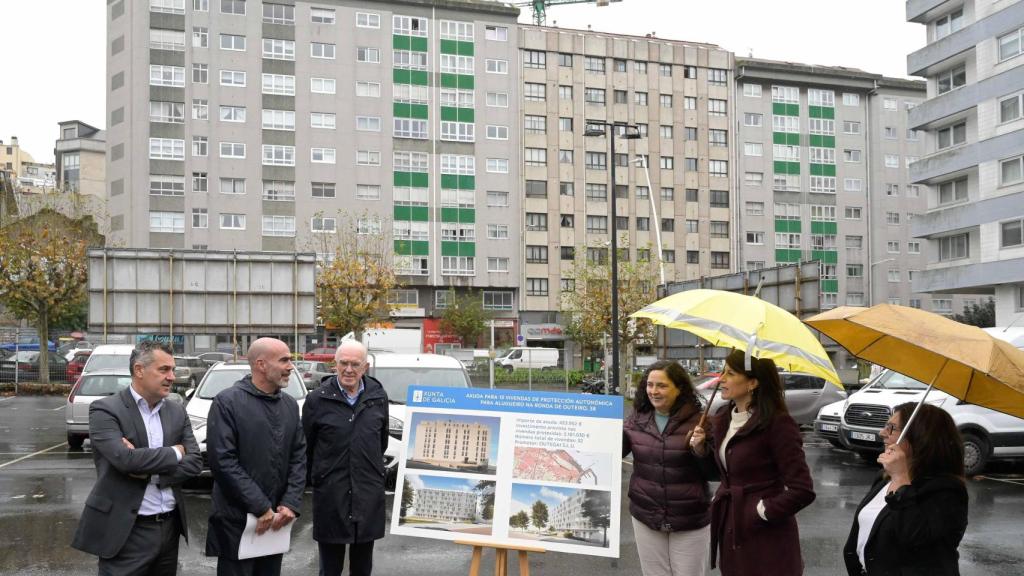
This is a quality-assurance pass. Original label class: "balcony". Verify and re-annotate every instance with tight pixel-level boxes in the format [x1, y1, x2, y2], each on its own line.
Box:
[909, 65, 1024, 129]
[912, 256, 1024, 293]
[907, 2, 1024, 76]
[912, 192, 1023, 238]
[910, 129, 1024, 183]
[906, 0, 957, 23]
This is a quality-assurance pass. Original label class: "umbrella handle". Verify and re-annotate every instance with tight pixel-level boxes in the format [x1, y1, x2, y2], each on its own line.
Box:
[685, 380, 722, 450]
[895, 359, 945, 445]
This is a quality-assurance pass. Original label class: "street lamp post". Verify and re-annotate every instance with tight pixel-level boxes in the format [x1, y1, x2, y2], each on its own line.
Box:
[585, 122, 641, 395]
[868, 257, 896, 305]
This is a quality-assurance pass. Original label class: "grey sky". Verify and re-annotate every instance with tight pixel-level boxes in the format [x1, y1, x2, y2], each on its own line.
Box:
[0, 0, 924, 164]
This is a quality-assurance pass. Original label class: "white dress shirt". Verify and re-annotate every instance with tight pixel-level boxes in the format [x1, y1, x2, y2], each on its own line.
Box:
[129, 386, 180, 515]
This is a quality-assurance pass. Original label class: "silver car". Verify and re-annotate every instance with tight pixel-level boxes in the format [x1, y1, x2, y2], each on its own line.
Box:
[65, 371, 133, 450]
[294, 360, 333, 390]
[173, 355, 209, 391]
[699, 371, 847, 426]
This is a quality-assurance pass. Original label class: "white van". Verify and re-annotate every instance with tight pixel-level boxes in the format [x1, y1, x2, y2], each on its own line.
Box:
[495, 347, 559, 372]
[838, 369, 1024, 475]
[81, 344, 136, 375]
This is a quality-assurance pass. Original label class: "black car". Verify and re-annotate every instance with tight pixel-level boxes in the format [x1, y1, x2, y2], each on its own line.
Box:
[0, 350, 69, 382]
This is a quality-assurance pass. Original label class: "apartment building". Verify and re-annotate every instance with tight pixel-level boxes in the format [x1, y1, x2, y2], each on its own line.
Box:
[517, 27, 735, 339]
[412, 487, 478, 522]
[735, 58, 969, 313]
[412, 419, 490, 467]
[549, 489, 603, 541]
[106, 0, 522, 343]
[55, 121, 106, 196]
[906, 0, 1024, 326]
[0, 136, 55, 188]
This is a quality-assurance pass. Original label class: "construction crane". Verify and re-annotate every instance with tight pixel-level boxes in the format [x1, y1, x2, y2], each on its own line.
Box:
[516, 0, 622, 26]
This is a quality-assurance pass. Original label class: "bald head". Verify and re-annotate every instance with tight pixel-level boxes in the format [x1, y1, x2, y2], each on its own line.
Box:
[247, 337, 293, 393]
[335, 339, 368, 363]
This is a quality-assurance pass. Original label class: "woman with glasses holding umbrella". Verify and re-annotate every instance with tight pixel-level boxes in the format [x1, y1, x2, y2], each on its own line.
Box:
[690, 349, 816, 575]
[843, 402, 968, 576]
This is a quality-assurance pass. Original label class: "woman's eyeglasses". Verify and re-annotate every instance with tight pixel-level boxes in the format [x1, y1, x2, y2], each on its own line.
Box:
[882, 423, 902, 434]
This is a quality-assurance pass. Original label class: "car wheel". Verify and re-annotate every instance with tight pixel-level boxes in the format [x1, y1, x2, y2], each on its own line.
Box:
[67, 433, 85, 450]
[962, 432, 990, 476]
[504, 365, 514, 373]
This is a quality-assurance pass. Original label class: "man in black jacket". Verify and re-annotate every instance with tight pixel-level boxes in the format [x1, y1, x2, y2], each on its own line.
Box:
[302, 339, 390, 576]
[205, 337, 306, 576]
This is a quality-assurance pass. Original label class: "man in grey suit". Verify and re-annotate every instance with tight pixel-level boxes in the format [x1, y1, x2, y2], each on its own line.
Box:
[72, 340, 202, 575]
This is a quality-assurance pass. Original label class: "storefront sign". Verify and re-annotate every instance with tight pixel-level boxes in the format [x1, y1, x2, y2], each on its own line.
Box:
[521, 323, 566, 341]
[390, 387, 623, 558]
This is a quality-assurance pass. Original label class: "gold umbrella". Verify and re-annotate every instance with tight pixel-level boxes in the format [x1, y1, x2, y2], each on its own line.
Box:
[805, 304, 1024, 439]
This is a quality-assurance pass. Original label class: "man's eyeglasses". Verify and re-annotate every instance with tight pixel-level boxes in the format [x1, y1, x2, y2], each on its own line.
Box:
[336, 361, 365, 369]
[882, 423, 902, 434]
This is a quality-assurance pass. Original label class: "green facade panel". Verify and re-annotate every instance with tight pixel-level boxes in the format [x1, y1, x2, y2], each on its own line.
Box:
[440, 175, 475, 191]
[774, 219, 802, 233]
[821, 280, 839, 293]
[773, 161, 801, 175]
[808, 106, 835, 119]
[772, 132, 800, 145]
[772, 102, 799, 116]
[458, 175, 475, 190]
[394, 240, 429, 256]
[393, 103, 429, 119]
[441, 241, 475, 257]
[810, 221, 838, 234]
[811, 250, 838, 264]
[440, 73, 474, 89]
[808, 135, 835, 148]
[775, 249, 802, 263]
[393, 35, 428, 52]
[440, 39, 474, 55]
[394, 172, 429, 187]
[393, 69, 429, 86]
[393, 205, 429, 222]
[439, 207, 476, 223]
[809, 163, 837, 177]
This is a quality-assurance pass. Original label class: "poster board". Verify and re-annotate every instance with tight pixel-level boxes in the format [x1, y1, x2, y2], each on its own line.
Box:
[389, 386, 623, 558]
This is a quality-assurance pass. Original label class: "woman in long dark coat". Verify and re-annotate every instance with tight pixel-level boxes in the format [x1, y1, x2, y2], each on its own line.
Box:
[691, 350, 816, 576]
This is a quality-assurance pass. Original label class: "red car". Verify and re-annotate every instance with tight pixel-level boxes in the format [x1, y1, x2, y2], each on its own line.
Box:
[303, 347, 336, 363]
[66, 350, 92, 381]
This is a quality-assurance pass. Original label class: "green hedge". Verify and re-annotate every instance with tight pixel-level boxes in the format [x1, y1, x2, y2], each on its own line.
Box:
[493, 368, 587, 387]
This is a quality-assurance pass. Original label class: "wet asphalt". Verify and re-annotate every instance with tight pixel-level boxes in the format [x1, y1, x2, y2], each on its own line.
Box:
[1, 395, 1022, 575]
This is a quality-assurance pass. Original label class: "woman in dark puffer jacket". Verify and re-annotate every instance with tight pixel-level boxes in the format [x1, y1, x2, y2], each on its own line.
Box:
[623, 360, 715, 576]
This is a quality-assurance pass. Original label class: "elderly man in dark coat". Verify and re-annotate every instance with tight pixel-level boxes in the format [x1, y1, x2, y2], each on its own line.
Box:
[205, 337, 306, 576]
[302, 339, 390, 576]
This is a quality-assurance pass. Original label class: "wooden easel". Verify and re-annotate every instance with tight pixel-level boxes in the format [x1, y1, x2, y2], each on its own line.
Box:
[454, 540, 545, 576]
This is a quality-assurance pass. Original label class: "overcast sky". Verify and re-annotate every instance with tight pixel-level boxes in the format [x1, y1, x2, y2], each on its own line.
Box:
[0, 0, 925, 164]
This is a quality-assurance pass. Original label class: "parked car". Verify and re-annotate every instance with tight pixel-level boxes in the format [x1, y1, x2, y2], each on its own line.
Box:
[495, 347, 560, 372]
[65, 371, 133, 450]
[693, 373, 722, 391]
[0, 336, 56, 353]
[698, 371, 847, 426]
[303, 346, 337, 363]
[0, 350, 69, 382]
[813, 399, 846, 448]
[184, 361, 307, 475]
[294, 360, 333, 390]
[197, 351, 234, 366]
[368, 353, 474, 488]
[82, 344, 136, 375]
[66, 350, 92, 381]
[61, 341, 94, 362]
[173, 355, 209, 390]
[839, 368, 1024, 475]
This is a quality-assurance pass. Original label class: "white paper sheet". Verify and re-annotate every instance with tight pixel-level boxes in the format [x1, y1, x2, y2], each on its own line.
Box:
[238, 513, 292, 560]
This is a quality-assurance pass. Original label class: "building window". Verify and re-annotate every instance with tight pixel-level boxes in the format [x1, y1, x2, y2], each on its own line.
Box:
[356, 46, 380, 63]
[150, 101, 185, 124]
[937, 122, 967, 149]
[660, 157, 674, 170]
[310, 217, 336, 233]
[150, 138, 185, 160]
[149, 175, 185, 196]
[486, 158, 509, 173]
[260, 73, 294, 95]
[483, 291, 513, 310]
[710, 221, 729, 238]
[585, 152, 607, 170]
[311, 148, 336, 163]
[262, 215, 296, 237]
[442, 257, 475, 276]
[883, 97, 898, 111]
[311, 42, 336, 59]
[586, 216, 607, 234]
[525, 181, 547, 199]
[744, 142, 763, 157]
[150, 64, 185, 87]
[1002, 155, 1024, 185]
[487, 224, 509, 240]
[356, 12, 380, 27]
[746, 201, 764, 216]
[844, 149, 862, 163]
[526, 246, 548, 264]
[711, 252, 729, 269]
[584, 56, 605, 74]
[312, 182, 335, 198]
[220, 69, 246, 87]
[933, 299, 953, 314]
[487, 257, 510, 273]
[660, 219, 675, 232]
[584, 88, 606, 105]
[485, 25, 508, 41]
[808, 89, 834, 107]
[218, 33, 246, 51]
[1001, 218, 1024, 248]
[151, 28, 186, 51]
[744, 113, 763, 127]
[560, 182, 575, 196]
[486, 59, 509, 74]
[746, 231, 765, 245]
[149, 211, 185, 233]
[709, 161, 728, 178]
[524, 49, 546, 68]
[743, 83, 762, 97]
[999, 27, 1024, 61]
[938, 234, 968, 261]
[708, 68, 727, 86]
[933, 9, 963, 39]
[310, 7, 335, 24]
[935, 178, 968, 205]
[844, 206, 862, 220]
[708, 99, 727, 116]
[771, 85, 799, 104]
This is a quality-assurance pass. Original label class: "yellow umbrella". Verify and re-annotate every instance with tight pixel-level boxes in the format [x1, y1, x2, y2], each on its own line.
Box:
[805, 304, 1024, 424]
[631, 289, 841, 388]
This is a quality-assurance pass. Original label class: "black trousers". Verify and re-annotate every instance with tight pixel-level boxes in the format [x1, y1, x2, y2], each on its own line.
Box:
[98, 514, 181, 576]
[215, 554, 283, 576]
[318, 541, 375, 576]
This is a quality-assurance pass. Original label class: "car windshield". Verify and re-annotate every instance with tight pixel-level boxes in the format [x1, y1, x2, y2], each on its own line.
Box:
[873, 370, 929, 390]
[7, 351, 40, 362]
[372, 367, 471, 403]
[197, 369, 305, 399]
[86, 354, 131, 372]
[78, 375, 133, 396]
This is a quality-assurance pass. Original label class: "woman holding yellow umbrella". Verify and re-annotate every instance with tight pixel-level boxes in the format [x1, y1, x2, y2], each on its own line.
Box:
[689, 350, 816, 576]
